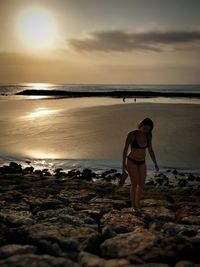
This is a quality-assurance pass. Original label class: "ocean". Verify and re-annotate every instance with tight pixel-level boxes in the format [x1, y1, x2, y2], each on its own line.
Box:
[0, 83, 200, 177]
[0, 83, 200, 96]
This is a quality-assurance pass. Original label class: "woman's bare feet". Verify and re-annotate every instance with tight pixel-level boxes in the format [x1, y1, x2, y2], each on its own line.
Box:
[132, 207, 141, 216]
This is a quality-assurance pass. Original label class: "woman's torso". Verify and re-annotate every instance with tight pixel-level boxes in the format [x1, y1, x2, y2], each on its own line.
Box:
[128, 130, 150, 160]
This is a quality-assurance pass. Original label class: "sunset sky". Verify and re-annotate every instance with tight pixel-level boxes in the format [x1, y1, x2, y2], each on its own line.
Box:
[0, 0, 200, 84]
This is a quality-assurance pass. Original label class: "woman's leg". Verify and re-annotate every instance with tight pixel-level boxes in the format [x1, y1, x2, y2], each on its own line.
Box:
[135, 163, 147, 209]
[127, 160, 140, 209]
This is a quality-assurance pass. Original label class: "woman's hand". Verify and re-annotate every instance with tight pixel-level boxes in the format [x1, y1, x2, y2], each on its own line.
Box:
[123, 163, 128, 173]
[119, 171, 128, 187]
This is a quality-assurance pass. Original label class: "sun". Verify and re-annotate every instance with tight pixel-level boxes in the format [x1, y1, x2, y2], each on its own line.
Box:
[17, 7, 57, 50]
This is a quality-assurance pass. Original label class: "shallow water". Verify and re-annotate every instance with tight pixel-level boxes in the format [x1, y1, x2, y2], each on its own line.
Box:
[0, 97, 200, 174]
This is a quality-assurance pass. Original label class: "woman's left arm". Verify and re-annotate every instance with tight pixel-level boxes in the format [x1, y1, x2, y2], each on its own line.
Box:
[148, 136, 159, 172]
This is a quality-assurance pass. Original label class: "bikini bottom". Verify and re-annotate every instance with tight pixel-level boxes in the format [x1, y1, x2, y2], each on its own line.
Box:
[127, 156, 145, 167]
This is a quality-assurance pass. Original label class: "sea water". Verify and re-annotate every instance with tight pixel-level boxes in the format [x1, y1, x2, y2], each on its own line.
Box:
[0, 84, 200, 176]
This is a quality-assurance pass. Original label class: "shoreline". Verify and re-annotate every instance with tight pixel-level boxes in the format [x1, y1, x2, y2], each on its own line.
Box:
[16, 89, 200, 98]
[1, 161, 200, 188]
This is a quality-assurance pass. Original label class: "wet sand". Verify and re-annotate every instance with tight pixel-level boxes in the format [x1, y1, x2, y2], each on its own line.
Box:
[0, 97, 200, 171]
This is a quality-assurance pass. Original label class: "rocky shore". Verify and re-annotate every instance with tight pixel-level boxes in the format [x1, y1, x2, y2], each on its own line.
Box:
[0, 162, 200, 267]
[15, 89, 200, 98]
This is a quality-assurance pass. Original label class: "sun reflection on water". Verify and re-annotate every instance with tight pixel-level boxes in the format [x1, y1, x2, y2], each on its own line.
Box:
[27, 150, 59, 160]
[24, 107, 60, 119]
[23, 83, 55, 89]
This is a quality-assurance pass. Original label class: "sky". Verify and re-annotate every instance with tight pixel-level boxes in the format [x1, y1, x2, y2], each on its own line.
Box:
[0, 0, 200, 84]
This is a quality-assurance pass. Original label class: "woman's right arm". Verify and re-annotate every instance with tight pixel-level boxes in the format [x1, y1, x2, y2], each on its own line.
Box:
[122, 132, 132, 173]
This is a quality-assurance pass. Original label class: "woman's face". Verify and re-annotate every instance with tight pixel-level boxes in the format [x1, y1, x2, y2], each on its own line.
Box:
[140, 125, 151, 133]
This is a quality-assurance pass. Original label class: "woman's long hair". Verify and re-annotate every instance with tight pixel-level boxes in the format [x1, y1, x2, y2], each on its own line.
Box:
[138, 117, 154, 137]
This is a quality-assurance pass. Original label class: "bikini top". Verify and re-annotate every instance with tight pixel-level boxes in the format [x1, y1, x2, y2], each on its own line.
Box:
[131, 131, 149, 149]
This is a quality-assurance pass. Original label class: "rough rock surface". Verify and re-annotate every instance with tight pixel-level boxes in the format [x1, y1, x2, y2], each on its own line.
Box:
[0, 164, 200, 266]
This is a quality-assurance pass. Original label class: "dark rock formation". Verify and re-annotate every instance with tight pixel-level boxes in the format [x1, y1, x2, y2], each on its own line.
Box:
[0, 163, 200, 266]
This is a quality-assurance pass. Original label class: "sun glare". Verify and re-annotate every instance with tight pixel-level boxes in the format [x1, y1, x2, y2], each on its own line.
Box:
[24, 107, 60, 119]
[28, 83, 54, 89]
[17, 7, 57, 50]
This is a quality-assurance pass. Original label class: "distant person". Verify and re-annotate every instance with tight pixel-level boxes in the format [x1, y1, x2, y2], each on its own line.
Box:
[120, 118, 159, 215]
[134, 97, 136, 102]
[123, 97, 126, 102]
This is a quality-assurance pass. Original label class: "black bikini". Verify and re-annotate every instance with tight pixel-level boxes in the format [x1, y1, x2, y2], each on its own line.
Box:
[127, 131, 149, 167]
[131, 132, 149, 149]
[127, 157, 145, 166]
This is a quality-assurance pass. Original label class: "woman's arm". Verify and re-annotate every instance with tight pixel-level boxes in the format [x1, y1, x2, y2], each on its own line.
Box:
[148, 136, 159, 172]
[122, 132, 133, 173]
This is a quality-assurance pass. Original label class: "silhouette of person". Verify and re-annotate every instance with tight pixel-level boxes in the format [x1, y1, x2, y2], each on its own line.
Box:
[121, 118, 159, 215]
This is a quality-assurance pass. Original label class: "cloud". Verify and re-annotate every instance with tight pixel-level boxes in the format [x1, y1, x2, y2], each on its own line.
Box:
[69, 29, 200, 52]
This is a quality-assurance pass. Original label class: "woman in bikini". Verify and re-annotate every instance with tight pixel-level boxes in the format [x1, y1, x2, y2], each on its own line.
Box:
[122, 118, 159, 214]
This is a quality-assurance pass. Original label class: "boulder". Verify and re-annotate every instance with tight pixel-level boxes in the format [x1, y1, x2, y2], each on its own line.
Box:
[0, 254, 80, 267]
[176, 206, 200, 225]
[101, 227, 198, 264]
[0, 244, 36, 259]
[100, 208, 146, 234]
[0, 210, 33, 227]
[9, 223, 100, 257]
[79, 251, 129, 267]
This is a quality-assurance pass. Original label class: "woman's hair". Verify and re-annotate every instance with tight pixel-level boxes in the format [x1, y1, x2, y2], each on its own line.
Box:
[138, 117, 154, 136]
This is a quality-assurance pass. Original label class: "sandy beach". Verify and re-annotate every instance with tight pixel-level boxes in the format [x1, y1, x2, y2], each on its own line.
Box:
[0, 97, 200, 173]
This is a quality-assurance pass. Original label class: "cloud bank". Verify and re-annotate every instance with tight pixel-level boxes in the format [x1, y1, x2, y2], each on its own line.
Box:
[69, 30, 200, 52]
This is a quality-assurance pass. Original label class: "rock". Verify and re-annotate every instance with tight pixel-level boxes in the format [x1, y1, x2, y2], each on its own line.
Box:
[0, 223, 8, 246]
[89, 197, 126, 211]
[178, 179, 188, 187]
[100, 208, 146, 234]
[146, 180, 155, 186]
[176, 206, 200, 225]
[100, 227, 158, 259]
[9, 223, 100, 257]
[175, 261, 195, 267]
[23, 166, 34, 174]
[1, 166, 200, 265]
[172, 170, 178, 175]
[187, 174, 195, 181]
[55, 168, 63, 173]
[82, 169, 93, 180]
[67, 169, 81, 178]
[34, 208, 97, 229]
[101, 227, 198, 264]
[141, 198, 173, 209]
[0, 244, 36, 259]
[161, 222, 198, 238]
[0, 210, 33, 227]
[24, 196, 64, 211]
[101, 169, 117, 179]
[0, 254, 80, 267]
[79, 251, 129, 267]
[9, 162, 22, 170]
[33, 170, 43, 176]
[54, 168, 67, 177]
[0, 163, 22, 174]
[196, 176, 200, 182]
[141, 205, 175, 222]
[101, 225, 117, 240]
[102, 170, 121, 182]
[129, 264, 171, 267]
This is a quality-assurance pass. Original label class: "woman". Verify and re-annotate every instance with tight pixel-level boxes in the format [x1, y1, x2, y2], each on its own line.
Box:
[121, 118, 159, 214]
